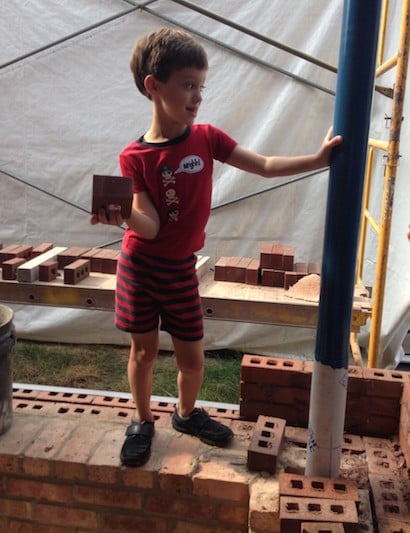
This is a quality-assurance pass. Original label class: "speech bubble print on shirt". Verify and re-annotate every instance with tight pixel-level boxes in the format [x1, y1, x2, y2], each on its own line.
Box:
[174, 155, 204, 174]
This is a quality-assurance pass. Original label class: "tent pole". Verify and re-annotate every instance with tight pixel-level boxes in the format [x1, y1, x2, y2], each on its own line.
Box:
[305, 0, 382, 477]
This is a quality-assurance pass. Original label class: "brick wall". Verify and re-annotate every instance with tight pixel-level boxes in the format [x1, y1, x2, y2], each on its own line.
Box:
[1, 355, 410, 532]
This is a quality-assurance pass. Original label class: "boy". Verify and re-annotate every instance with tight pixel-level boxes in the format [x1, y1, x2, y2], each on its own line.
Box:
[91, 27, 342, 467]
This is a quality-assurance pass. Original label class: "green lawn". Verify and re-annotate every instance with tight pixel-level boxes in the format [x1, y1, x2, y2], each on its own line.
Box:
[12, 341, 242, 405]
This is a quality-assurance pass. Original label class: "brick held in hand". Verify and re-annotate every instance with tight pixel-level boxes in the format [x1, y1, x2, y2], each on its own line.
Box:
[92, 174, 133, 219]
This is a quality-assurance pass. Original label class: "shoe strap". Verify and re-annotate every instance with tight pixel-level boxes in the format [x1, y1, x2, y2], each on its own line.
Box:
[125, 421, 154, 437]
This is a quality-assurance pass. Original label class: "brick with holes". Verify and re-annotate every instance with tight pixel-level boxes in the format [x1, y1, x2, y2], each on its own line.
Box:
[279, 472, 359, 503]
[279, 496, 359, 533]
[63, 258, 90, 285]
[247, 415, 286, 473]
[38, 260, 58, 282]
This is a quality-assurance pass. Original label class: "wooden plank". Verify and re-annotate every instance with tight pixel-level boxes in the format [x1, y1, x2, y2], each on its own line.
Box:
[16, 246, 67, 282]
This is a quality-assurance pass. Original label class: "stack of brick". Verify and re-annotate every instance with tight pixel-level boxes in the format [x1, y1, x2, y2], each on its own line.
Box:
[0, 242, 122, 284]
[365, 436, 410, 532]
[0, 244, 33, 280]
[240, 354, 409, 438]
[278, 472, 360, 532]
[214, 242, 320, 290]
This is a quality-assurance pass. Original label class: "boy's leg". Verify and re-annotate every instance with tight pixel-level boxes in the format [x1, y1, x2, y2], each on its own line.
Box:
[172, 337, 204, 417]
[128, 330, 159, 422]
[171, 336, 233, 446]
[120, 329, 158, 467]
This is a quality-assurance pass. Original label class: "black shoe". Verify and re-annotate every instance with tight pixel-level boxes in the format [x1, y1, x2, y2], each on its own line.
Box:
[172, 407, 233, 447]
[120, 420, 155, 467]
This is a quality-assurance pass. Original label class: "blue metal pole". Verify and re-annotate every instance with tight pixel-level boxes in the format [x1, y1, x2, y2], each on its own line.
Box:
[306, 0, 382, 477]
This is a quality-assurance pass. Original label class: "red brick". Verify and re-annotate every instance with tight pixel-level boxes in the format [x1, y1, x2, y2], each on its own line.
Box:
[376, 520, 410, 532]
[63, 258, 90, 284]
[245, 258, 260, 285]
[159, 436, 201, 493]
[75, 484, 142, 510]
[0, 244, 20, 264]
[247, 415, 285, 473]
[241, 354, 310, 388]
[22, 417, 77, 477]
[0, 498, 31, 520]
[216, 503, 249, 526]
[369, 474, 410, 528]
[260, 243, 274, 269]
[308, 262, 321, 275]
[294, 262, 308, 273]
[1, 257, 26, 280]
[214, 256, 229, 281]
[38, 260, 58, 282]
[57, 247, 91, 269]
[301, 523, 345, 533]
[240, 399, 309, 427]
[362, 367, 406, 399]
[225, 257, 242, 282]
[193, 460, 249, 502]
[6, 477, 72, 504]
[53, 424, 105, 480]
[8, 521, 68, 533]
[364, 437, 405, 476]
[145, 493, 215, 520]
[283, 245, 295, 270]
[100, 512, 168, 532]
[33, 503, 98, 529]
[240, 381, 310, 407]
[32, 242, 54, 257]
[261, 268, 284, 287]
[249, 477, 280, 532]
[279, 472, 359, 502]
[280, 496, 358, 533]
[284, 271, 299, 289]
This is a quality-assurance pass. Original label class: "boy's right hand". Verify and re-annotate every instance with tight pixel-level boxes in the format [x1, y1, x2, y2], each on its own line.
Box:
[90, 204, 124, 226]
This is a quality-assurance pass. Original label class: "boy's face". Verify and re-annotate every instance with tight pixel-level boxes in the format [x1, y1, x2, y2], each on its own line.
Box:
[152, 67, 207, 127]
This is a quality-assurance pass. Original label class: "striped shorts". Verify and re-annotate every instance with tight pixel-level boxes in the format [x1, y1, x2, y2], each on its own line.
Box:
[115, 249, 204, 341]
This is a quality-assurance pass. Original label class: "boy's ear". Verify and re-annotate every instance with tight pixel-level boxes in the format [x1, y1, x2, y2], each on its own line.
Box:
[144, 74, 158, 97]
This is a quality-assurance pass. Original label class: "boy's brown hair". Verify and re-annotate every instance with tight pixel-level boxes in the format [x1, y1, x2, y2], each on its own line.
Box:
[130, 27, 208, 99]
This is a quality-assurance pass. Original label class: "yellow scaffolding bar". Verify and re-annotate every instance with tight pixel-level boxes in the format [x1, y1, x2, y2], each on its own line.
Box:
[355, 0, 410, 368]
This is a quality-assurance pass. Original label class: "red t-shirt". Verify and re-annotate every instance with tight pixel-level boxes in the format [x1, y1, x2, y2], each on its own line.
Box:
[119, 124, 237, 259]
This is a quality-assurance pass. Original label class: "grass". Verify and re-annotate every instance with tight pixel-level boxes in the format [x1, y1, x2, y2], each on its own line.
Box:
[12, 341, 243, 405]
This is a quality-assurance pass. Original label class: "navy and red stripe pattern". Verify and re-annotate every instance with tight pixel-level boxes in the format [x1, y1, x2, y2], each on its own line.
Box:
[115, 250, 204, 341]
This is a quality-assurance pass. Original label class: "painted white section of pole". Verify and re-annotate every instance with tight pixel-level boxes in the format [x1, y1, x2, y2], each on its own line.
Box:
[305, 360, 348, 477]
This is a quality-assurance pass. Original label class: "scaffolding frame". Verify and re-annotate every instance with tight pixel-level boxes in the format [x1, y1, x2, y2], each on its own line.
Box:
[352, 0, 410, 367]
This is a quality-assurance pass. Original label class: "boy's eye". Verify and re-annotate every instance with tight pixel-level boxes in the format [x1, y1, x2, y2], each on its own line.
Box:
[185, 83, 205, 91]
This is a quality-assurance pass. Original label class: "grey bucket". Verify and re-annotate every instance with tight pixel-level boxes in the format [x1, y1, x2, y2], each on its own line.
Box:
[0, 305, 16, 435]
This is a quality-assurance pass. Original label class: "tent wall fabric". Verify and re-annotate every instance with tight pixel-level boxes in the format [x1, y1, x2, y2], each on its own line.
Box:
[1, 1, 409, 366]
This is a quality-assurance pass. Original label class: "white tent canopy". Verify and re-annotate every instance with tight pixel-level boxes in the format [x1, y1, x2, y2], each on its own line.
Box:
[1, 1, 409, 366]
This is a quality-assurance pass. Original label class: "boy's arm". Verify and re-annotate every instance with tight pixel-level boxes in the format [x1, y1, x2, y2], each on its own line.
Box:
[225, 127, 342, 178]
[90, 191, 160, 239]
